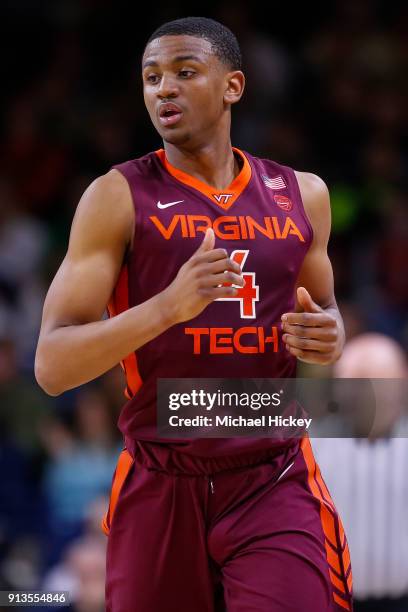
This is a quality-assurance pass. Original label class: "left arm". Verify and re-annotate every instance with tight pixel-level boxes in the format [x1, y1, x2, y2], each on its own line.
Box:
[281, 172, 345, 365]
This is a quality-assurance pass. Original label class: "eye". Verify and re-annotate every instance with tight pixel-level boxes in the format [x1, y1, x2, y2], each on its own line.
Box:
[145, 74, 160, 84]
[179, 70, 195, 78]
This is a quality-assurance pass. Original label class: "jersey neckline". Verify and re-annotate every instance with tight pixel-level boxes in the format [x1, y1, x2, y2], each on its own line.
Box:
[155, 147, 252, 211]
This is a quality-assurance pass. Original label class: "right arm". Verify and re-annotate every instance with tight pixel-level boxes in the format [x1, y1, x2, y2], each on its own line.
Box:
[35, 171, 243, 396]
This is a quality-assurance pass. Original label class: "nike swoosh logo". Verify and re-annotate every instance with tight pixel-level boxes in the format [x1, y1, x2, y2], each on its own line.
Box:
[157, 200, 184, 209]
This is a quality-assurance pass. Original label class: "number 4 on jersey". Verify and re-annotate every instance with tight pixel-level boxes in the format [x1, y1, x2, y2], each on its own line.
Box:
[217, 250, 259, 318]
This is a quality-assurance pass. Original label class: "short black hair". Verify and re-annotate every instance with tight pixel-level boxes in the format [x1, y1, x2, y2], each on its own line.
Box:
[145, 17, 242, 71]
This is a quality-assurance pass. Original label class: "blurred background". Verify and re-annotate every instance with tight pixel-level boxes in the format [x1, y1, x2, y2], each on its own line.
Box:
[0, 0, 407, 610]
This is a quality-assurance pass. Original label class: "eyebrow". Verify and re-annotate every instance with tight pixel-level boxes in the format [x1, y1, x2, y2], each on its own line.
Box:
[142, 54, 205, 69]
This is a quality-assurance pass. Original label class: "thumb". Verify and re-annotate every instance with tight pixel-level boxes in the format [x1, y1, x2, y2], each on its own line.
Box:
[196, 227, 215, 253]
[297, 287, 322, 313]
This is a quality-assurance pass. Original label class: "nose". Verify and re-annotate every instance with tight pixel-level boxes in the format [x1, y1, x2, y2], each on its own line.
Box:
[156, 73, 178, 99]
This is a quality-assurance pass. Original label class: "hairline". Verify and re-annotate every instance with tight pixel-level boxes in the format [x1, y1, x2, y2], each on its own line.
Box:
[143, 33, 235, 71]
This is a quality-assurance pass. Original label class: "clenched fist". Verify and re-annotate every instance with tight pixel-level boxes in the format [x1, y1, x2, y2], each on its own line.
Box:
[281, 287, 342, 365]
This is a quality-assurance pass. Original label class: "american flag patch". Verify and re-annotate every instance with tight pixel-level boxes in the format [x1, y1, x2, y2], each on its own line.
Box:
[262, 174, 286, 190]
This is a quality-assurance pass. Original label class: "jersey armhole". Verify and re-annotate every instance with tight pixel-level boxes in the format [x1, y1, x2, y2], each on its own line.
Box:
[290, 168, 315, 246]
[110, 164, 142, 257]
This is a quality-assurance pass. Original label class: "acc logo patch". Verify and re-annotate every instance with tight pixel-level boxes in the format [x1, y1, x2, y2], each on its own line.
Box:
[274, 194, 292, 212]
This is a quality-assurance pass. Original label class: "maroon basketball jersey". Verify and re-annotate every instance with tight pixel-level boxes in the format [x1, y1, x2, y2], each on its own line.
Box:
[109, 147, 313, 460]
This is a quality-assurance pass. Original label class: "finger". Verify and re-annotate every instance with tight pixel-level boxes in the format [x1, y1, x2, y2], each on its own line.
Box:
[198, 286, 238, 300]
[206, 258, 242, 275]
[195, 228, 215, 253]
[194, 248, 229, 264]
[286, 345, 334, 365]
[281, 323, 338, 342]
[282, 334, 335, 353]
[201, 271, 244, 288]
[281, 312, 336, 327]
[296, 287, 323, 314]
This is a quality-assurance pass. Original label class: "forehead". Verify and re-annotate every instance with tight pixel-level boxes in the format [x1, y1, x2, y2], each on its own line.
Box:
[142, 35, 216, 68]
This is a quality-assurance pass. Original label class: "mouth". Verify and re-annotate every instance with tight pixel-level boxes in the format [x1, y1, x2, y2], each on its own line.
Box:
[158, 102, 183, 127]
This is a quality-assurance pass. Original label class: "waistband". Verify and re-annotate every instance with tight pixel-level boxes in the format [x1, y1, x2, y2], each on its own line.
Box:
[124, 436, 300, 476]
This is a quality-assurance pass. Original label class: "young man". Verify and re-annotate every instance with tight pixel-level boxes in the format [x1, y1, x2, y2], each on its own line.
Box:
[35, 17, 353, 612]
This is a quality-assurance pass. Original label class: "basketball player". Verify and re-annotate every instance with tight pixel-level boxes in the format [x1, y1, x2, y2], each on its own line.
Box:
[35, 17, 353, 612]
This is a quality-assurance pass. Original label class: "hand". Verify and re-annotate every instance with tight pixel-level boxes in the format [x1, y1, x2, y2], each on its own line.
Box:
[281, 287, 340, 365]
[160, 228, 244, 324]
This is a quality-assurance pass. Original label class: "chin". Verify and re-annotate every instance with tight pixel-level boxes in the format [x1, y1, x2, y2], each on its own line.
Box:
[161, 129, 192, 146]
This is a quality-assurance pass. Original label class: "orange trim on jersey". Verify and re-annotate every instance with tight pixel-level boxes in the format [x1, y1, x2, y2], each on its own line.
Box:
[155, 147, 252, 211]
[101, 448, 134, 536]
[107, 265, 143, 398]
[300, 436, 353, 607]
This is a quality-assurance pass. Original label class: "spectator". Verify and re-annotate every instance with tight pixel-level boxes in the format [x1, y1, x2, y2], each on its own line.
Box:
[39, 386, 122, 566]
[312, 334, 408, 611]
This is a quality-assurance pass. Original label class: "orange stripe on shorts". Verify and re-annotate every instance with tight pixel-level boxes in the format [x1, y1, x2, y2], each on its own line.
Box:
[300, 436, 352, 606]
[333, 592, 351, 611]
[101, 448, 134, 536]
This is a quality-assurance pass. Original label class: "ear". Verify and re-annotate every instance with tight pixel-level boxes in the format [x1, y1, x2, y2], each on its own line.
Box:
[223, 70, 245, 106]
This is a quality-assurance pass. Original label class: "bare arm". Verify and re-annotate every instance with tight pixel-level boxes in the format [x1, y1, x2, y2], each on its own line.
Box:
[35, 172, 243, 395]
[281, 172, 345, 365]
[35, 170, 168, 395]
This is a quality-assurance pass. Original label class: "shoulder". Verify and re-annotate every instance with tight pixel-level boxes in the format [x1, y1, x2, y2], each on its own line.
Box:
[294, 171, 330, 217]
[86, 169, 132, 207]
[294, 171, 331, 238]
[70, 169, 134, 250]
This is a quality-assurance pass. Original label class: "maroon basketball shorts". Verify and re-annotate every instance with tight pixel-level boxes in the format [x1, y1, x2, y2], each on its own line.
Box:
[102, 436, 353, 612]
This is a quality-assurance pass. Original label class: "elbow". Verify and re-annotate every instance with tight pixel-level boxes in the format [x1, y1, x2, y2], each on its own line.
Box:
[34, 351, 64, 397]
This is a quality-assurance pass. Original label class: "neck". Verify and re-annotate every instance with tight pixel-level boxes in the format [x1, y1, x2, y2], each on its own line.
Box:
[163, 131, 240, 191]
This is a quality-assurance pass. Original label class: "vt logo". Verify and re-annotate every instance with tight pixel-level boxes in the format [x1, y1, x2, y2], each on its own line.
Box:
[212, 193, 233, 205]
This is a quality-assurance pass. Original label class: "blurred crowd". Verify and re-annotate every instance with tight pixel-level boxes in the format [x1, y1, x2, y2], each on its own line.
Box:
[0, 0, 407, 610]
